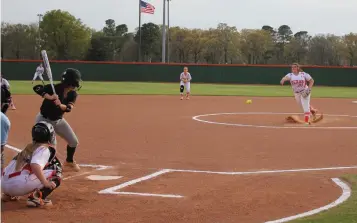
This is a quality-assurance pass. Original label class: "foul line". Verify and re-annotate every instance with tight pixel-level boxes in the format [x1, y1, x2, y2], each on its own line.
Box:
[193, 112, 357, 129]
[168, 165, 357, 175]
[5, 144, 112, 181]
[265, 178, 351, 223]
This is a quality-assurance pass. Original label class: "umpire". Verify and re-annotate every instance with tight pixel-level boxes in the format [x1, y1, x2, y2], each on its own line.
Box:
[33, 68, 82, 172]
[1, 84, 11, 171]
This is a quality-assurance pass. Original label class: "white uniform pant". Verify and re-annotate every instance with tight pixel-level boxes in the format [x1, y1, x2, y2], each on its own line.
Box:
[294, 92, 311, 114]
[180, 81, 191, 93]
[1, 170, 55, 197]
[33, 72, 44, 81]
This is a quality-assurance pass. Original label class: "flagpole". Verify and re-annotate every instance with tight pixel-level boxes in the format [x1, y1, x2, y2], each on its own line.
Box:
[161, 0, 166, 63]
[138, 0, 142, 62]
[167, 0, 170, 63]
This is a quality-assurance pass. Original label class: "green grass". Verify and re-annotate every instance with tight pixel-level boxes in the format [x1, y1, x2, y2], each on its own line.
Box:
[291, 175, 357, 223]
[10, 81, 357, 98]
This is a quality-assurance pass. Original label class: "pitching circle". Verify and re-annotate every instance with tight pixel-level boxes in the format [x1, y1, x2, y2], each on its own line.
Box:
[192, 112, 357, 130]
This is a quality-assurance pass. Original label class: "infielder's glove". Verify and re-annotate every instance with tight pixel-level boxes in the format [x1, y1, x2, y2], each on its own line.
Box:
[301, 88, 311, 98]
[183, 79, 187, 83]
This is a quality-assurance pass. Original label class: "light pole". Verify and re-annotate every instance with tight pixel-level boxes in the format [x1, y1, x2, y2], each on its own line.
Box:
[37, 14, 43, 49]
[161, 0, 166, 63]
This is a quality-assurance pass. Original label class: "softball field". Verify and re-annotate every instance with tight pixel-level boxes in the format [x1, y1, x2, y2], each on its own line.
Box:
[2, 82, 357, 223]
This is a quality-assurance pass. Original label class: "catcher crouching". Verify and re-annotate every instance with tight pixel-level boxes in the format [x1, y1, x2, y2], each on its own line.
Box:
[1, 122, 62, 208]
[280, 63, 323, 125]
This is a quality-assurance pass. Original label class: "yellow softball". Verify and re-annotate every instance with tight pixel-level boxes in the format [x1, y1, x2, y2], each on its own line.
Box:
[246, 99, 252, 104]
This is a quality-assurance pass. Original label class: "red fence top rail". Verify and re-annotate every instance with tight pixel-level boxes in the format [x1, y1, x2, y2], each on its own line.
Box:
[1, 59, 357, 69]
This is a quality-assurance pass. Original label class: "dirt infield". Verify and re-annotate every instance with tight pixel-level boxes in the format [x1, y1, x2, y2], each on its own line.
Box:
[2, 95, 357, 223]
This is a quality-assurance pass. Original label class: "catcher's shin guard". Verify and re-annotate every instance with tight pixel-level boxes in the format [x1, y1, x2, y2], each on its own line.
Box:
[40, 178, 61, 200]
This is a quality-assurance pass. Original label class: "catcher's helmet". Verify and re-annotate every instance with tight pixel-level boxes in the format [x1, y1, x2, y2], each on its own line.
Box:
[32, 121, 54, 143]
[61, 68, 82, 88]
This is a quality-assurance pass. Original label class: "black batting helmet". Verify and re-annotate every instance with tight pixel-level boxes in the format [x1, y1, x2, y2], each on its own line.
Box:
[61, 68, 82, 88]
[32, 121, 54, 143]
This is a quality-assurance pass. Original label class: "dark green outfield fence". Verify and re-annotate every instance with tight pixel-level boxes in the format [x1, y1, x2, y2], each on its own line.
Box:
[1, 60, 357, 87]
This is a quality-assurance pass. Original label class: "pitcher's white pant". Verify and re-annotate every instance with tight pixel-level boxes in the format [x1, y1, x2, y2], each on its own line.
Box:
[294, 92, 311, 114]
[2, 170, 55, 197]
[33, 72, 44, 81]
[180, 81, 190, 93]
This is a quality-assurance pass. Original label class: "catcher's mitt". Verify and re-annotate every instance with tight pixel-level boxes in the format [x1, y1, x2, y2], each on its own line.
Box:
[301, 88, 311, 98]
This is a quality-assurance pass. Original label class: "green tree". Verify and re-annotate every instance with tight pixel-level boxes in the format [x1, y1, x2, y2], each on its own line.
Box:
[343, 33, 357, 66]
[40, 9, 91, 60]
[240, 29, 274, 64]
[1, 22, 39, 59]
[134, 23, 161, 62]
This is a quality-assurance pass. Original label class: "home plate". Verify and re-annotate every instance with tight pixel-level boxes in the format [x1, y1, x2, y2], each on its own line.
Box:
[87, 175, 122, 181]
[352, 101, 357, 104]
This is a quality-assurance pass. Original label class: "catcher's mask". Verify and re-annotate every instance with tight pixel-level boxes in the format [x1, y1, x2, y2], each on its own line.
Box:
[32, 121, 55, 143]
[61, 68, 82, 91]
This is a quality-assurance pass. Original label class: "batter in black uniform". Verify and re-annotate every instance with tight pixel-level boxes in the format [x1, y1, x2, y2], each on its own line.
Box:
[33, 68, 82, 172]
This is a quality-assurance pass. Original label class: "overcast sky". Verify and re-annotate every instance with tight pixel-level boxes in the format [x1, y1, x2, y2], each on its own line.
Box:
[1, 0, 356, 35]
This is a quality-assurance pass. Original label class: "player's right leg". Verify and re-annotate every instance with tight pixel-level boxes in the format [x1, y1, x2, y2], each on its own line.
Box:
[26, 169, 62, 208]
[300, 94, 311, 124]
[180, 82, 184, 100]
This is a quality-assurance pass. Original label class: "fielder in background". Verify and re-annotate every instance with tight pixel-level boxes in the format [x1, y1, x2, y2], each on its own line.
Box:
[1, 73, 16, 110]
[33, 68, 82, 172]
[280, 63, 318, 124]
[1, 121, 62, 207]
[180, 67, 192, 100]
[32, 63, 45, 85]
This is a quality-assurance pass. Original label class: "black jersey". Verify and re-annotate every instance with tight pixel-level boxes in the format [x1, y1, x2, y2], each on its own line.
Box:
[40, 84, 77, 121]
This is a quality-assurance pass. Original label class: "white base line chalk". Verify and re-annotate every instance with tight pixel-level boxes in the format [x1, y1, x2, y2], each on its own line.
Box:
[5, 144, 112, 181]
[99, 169, 183, 198]
[265, 178, 351, 223]
[168, 166, 357, 175]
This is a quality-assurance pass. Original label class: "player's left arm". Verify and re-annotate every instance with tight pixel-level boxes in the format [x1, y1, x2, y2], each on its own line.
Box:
[57, 91, 77, 112]
[306, 73, 314, 89]
[187, 73, 192, 82]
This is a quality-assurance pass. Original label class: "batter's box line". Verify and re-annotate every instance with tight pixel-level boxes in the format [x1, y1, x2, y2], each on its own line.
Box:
[98, 165, 357, 199]
[5, 144, 113, 181]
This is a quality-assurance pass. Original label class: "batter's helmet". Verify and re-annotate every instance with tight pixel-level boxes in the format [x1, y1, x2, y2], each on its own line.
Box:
[32, 121, 54, 143]
[61, 68, 82, 88]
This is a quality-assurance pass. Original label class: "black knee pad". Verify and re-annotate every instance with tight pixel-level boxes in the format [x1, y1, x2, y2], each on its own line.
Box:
[180, 85, 184, 93]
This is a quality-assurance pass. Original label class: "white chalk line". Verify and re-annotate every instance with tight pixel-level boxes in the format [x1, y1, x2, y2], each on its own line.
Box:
[193, 112, 357, 129]
[99, 169, 183, 198]
[265, 178, 351, 223]
[99, 165, 357, 199]
[6, 145, 354, 220]
[5, 144, 112, 181]
[168, 165, 357, 175]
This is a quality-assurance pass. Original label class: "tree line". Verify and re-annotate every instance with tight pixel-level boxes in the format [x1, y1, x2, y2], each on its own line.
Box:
[1, 9, 357, 66]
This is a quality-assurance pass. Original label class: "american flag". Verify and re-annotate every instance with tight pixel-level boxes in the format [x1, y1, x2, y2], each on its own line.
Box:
[140, 0, 155, 14]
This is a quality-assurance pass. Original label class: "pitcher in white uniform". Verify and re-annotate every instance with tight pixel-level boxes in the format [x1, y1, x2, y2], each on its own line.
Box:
[32, 63, 45, 85]
[1, 121, 62, 208]
[280, 63, 318, 124]
[179, 67, 192, 100]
